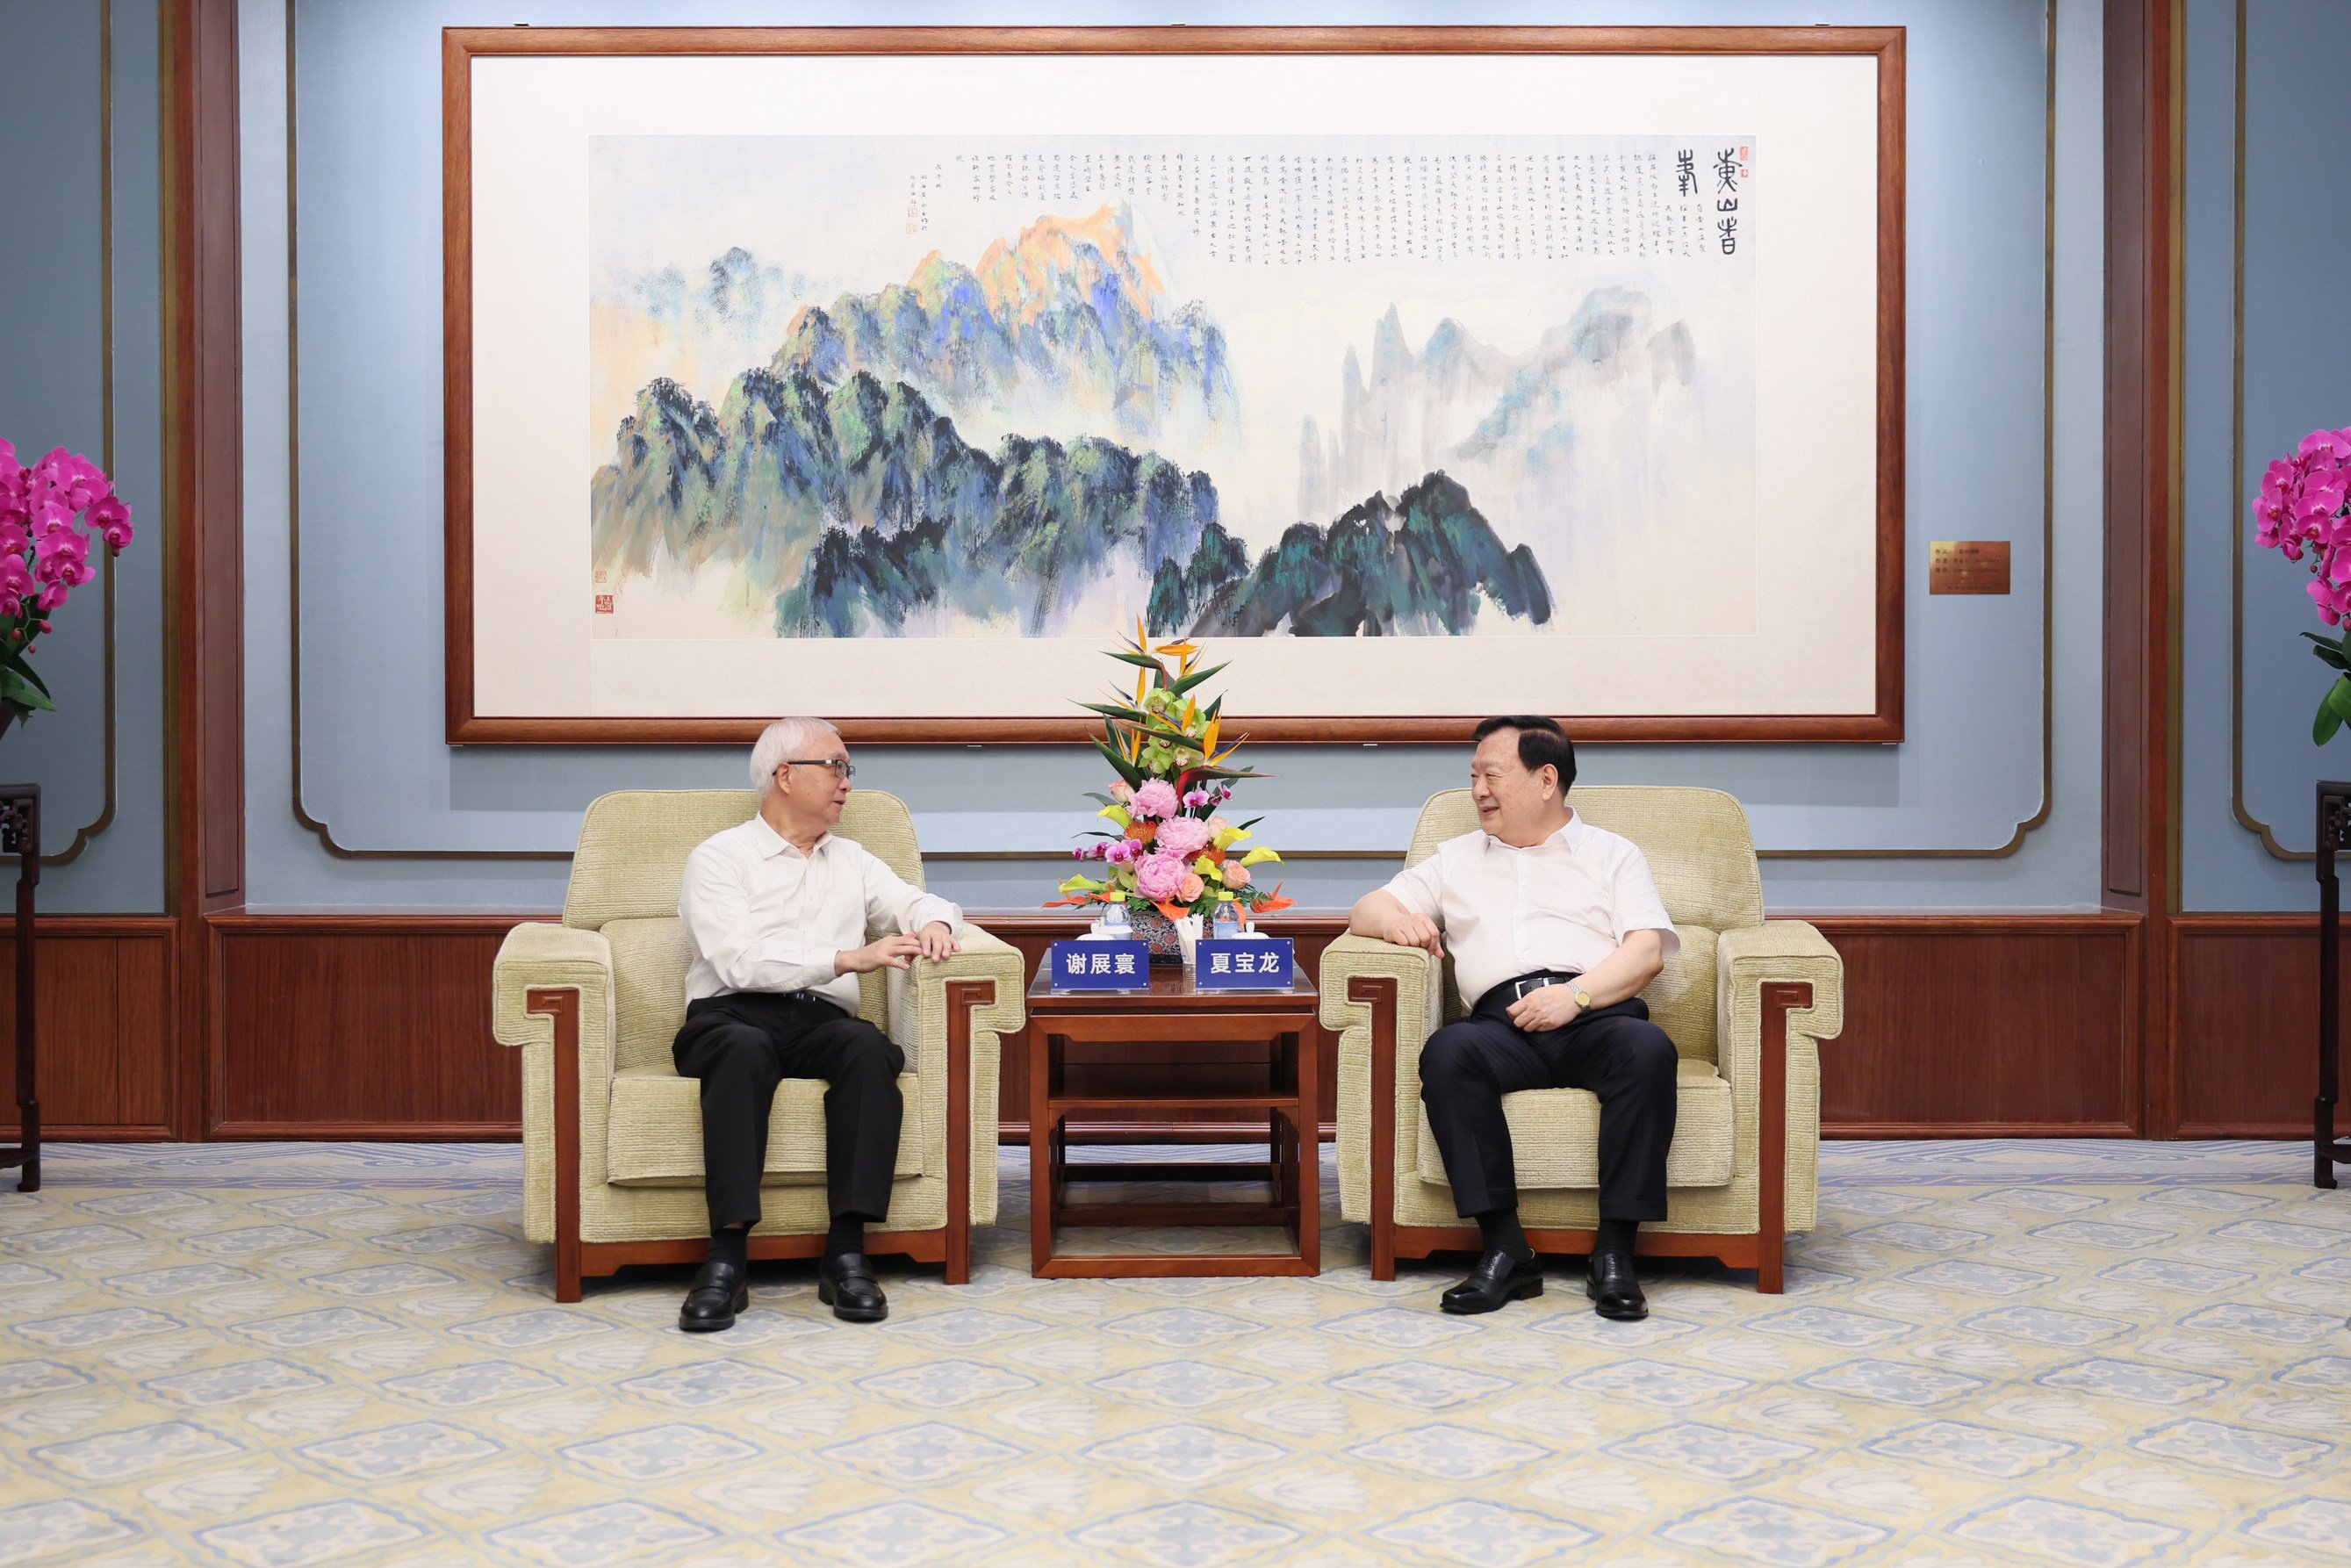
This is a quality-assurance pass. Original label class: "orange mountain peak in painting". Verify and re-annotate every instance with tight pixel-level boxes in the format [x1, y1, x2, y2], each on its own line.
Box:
[967, 204, 1168, 326]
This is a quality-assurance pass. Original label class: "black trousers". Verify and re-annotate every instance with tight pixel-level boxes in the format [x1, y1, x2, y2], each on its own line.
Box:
[672, 990, 904, 1234]
[1419, 982, 1679, 1223]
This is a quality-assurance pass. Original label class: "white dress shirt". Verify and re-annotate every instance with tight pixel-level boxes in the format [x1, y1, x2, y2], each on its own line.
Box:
[679, 813, 962, 1014]
[1381, 809, 1680, 1011]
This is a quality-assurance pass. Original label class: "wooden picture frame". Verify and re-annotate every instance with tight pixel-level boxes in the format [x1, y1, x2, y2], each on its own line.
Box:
[443, 25, 1904, 744]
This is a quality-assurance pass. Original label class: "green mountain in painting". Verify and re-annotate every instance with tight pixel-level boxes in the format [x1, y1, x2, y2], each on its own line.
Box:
[591, 366, 1549, 640]
[1190, 473, 1552, 637]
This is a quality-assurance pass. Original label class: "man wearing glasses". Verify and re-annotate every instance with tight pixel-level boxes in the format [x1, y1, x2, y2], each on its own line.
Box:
[671, 716, 960, 1331]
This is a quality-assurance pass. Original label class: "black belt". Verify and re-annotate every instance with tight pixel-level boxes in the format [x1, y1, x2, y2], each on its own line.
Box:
[1477, 969, 1584, 1012]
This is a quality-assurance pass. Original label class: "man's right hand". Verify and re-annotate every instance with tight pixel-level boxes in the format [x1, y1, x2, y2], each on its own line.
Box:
[837, 934, 923, 975]
[1383, 913, 1445, 957]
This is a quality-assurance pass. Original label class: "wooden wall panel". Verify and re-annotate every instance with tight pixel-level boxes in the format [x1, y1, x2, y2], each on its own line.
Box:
[2174, 916, 2347, 1137]
[191, 909, 2160, 1142]
[996, 913, 2146, 1141]
[1808, 915, 2142, 1136]
[0, 918, 176, 1139]
[208, 915, 521, 1137]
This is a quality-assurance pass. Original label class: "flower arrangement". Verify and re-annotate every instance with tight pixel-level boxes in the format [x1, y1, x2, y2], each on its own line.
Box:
[1047, 624, 1292, 932]
[0, 439, 133, 727]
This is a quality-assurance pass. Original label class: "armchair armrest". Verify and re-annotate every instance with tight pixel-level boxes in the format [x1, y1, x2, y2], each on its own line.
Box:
[492, 921, 615, 1052]
[1715, 919, 1844, 1258]
[491, 921, 616, 1276]
[1319, 932, 1439, 1036]
[886, 924, 1027, 1075]
[1320, 933, 1444, 1237]
[887, 924, 1025, 1244]
[1715, 920, 1844, 1045]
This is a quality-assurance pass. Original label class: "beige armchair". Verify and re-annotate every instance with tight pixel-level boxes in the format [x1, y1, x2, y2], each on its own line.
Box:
[491, 788, 1025, 1301]
[1322, 787, 1843, 1291]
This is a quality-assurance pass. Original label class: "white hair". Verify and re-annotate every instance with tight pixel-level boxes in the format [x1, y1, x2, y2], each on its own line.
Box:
[750, 716, 843, 796]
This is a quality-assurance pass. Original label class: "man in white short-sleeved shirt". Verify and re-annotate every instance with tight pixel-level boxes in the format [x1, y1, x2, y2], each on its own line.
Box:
[669, 716, 961, 1334]
[1348, 716, 1680, 1320]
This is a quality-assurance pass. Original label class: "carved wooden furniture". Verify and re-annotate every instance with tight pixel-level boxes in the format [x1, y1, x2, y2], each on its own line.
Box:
[1322, 786, 1844, 1292]
[2314, 781, 2351, 1190]
[1, 784, 37, 1194]
[1025, 967, 1319, 1278]
[491, 788, 1024, 1301]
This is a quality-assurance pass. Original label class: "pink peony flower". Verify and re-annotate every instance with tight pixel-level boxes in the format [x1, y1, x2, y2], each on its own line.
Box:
[1222, 861, 1253, 888]
[1130, 780, 1180, 820]
[1153, 816, 1212, 858]
[1176, 872, 1205, 903]
[1132, 850, 1190, 902]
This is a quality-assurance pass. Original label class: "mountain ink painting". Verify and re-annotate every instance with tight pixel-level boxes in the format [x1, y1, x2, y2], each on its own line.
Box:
[586, 135, 1756, 644]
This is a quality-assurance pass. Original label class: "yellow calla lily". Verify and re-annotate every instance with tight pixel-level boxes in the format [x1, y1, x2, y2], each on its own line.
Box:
[1216, 827, 1252, 849]
[1191, 855, 1219, 878]
[1240, 847, 1281, 867]
[1058, 874, 1104, 894]
[1097, 803, 1132, 828]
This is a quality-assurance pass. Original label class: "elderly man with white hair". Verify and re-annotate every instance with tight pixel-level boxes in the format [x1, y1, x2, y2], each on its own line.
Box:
[670, 716, 959, 1331]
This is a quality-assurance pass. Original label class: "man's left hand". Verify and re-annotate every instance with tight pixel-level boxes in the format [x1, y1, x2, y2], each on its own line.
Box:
[914, 922, 960, 963]
[1507, 982, 1583, 1033]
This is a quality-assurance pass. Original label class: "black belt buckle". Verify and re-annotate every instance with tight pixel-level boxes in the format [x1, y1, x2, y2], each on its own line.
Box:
[1511, 971, 1579, 1002]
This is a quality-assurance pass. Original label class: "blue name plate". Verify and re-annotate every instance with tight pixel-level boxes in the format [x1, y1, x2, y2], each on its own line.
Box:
[1047, 939, 1150, 989]
[1195, 938, 1295, 989]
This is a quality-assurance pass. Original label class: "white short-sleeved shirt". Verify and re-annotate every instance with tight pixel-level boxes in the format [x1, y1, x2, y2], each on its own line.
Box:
[1380, 810, 1680, 1010]
[679, 814, 961, 1013]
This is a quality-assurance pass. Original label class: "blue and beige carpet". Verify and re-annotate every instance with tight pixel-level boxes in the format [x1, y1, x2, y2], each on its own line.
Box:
[1, 1140, 2346, 1567]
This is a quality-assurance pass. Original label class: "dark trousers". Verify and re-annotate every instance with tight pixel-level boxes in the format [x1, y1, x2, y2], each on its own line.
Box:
[672, 990, 904, 1234]
[1419, 982, 1679, 1223]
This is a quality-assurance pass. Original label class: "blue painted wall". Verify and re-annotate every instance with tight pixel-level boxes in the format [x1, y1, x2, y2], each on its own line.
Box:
[0, 0, 169, 914]
[2180, 0, 2351, 911]
[233, 0, 2103, 913]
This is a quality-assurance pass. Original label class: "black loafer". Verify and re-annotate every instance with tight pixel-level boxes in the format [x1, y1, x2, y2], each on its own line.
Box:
[679, 1258, 749, 1333]
[1585, 1250, 1649, 1320]
[817, 1252, 888, 1323]
[1440, 1248, 1544, 1314]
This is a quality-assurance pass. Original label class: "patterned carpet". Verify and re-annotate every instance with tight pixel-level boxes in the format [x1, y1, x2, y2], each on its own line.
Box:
[1, 1140, 2346, 1568]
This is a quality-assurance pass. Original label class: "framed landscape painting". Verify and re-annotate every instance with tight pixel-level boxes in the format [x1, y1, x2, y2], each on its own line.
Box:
[443, 25, 1903, 744]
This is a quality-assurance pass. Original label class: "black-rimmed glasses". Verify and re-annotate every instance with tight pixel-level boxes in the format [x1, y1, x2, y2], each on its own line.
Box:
[782, 758, 856, 780]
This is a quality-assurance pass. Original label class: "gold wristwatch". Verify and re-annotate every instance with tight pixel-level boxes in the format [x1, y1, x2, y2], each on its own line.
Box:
[1570, 984, 1593, 1009]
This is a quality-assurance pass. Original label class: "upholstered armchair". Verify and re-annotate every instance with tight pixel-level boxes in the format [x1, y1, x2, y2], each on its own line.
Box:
[492, 789, 1025, 1301]
[1321, 787, 1844, 1291]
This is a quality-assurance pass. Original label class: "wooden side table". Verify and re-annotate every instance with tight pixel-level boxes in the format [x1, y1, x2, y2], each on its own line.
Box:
[1, 784, 38, 1195]
[1025, 966, 1319, 1277]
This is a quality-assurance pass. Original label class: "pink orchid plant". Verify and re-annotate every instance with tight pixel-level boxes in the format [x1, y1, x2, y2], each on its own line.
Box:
[1046, 624, 1293, 924]
[2253, 424, 2351, 742]
[0, 439, 133, 723]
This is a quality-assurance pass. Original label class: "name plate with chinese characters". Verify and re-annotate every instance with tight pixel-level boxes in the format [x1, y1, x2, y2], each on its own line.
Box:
[1046, 939, 1150, 990]
[1194, 938, 1296, 990]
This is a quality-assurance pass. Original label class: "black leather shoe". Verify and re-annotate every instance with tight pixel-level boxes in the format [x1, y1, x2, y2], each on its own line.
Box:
[1585, 1250, 1649, 1320]
[678, 1259, 748, 1332]
[1440, 1248, 1543, 1314]
[817, 1252, 888, 1322]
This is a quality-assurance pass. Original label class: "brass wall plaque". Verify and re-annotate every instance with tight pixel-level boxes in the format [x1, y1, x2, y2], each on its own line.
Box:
[1929, 539, 2011, 595]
